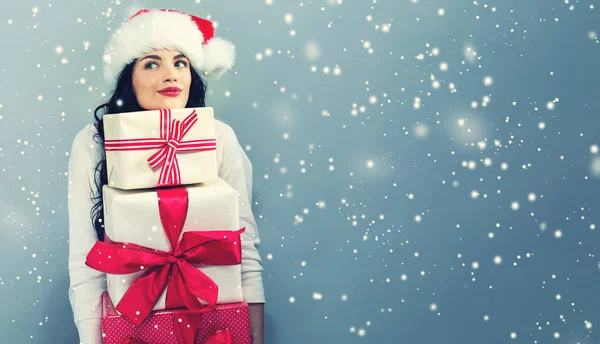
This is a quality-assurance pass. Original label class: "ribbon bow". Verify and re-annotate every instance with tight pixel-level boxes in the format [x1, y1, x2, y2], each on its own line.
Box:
[86, 187, 244, 326]
[105, 109, 217, 186]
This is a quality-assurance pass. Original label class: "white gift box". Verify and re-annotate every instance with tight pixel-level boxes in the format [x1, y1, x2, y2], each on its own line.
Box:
[102, 178, 243, 311]
[103, 107, 218, 190]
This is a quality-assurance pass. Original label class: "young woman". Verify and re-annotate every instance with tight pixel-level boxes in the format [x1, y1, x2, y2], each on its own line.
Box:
[67, 9, 265, 344]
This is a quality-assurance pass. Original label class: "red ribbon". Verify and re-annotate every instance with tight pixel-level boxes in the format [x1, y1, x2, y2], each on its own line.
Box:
[86, 187, 243, 326]
[104, 109, 217, 186]
[174, 311, 234, 344]
[204, 330, 233, 344]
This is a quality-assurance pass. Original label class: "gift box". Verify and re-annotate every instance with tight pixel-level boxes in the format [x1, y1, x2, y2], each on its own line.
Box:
[104, 107, 218, 190]
[102, 292, 252, 344]
[86, 179, 244, 325]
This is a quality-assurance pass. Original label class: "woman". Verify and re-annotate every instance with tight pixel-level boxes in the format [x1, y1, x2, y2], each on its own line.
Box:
[67, 9, 265, 344]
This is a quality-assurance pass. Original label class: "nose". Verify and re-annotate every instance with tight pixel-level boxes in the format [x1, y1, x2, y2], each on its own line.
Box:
[162, 65, 178, 83]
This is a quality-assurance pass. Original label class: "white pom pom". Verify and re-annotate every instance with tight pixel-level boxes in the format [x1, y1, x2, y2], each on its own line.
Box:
[202, 37, 236, 78]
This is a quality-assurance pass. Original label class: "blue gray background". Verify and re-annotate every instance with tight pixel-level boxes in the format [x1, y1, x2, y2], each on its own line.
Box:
[1, 0, 599, 343]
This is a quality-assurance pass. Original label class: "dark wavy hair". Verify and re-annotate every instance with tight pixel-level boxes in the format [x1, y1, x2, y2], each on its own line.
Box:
[91, 61, 207, 241]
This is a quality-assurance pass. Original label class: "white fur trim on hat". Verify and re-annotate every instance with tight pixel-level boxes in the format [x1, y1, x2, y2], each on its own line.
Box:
[202, 37, 236, 80]
[102, 9, 235, 91]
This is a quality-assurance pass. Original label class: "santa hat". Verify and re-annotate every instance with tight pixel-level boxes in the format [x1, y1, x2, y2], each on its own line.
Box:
[102, 8, 236, 91]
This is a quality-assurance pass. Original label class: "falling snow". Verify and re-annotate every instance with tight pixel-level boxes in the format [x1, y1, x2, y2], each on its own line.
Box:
[0, 0, 598, 343]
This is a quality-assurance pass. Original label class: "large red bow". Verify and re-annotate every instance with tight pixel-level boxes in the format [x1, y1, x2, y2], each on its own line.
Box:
[86, 187, 243, 326]
[104, 109, 217, 186]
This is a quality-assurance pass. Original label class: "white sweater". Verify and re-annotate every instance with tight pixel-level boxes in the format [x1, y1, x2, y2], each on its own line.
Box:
[67, 119, 265, 344]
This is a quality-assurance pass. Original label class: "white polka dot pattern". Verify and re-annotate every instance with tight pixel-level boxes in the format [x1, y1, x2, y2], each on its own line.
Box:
[101, 292, 251, 344]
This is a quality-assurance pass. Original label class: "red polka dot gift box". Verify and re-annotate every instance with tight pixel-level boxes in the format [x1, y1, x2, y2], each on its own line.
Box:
[101, 291, 252, 344]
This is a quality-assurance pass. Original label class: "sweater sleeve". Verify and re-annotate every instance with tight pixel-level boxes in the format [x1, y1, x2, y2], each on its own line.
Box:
[67, 127, 106, 344]
[219, 125, 266, 304]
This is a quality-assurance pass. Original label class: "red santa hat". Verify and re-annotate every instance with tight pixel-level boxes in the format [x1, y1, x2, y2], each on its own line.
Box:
[102, 8, 236, 91]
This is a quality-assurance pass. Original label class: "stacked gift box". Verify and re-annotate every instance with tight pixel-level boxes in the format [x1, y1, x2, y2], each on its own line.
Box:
[85, 107, 252, 344]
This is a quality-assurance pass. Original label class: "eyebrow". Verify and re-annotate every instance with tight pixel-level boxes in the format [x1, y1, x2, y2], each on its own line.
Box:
[139, 53, 188, 62]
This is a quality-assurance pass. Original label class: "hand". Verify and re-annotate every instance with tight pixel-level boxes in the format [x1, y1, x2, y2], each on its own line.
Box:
[248, 303, 264, 344]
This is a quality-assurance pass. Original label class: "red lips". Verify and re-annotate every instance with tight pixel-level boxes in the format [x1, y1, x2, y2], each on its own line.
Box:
[158, 87, 182, 97]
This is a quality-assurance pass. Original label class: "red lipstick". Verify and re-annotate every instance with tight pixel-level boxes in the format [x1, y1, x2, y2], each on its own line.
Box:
[158, 87, 182, 97]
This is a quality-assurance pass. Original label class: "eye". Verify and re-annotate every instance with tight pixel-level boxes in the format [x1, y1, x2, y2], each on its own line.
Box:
[175, 60, 188, 68]
[144, 61, 158, 70]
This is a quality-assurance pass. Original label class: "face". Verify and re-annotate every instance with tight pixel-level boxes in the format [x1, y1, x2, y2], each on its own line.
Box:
[132, 49, 192, 110]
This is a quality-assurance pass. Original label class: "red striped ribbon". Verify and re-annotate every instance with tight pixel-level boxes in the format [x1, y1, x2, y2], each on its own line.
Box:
[105, 109, 216, 186]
